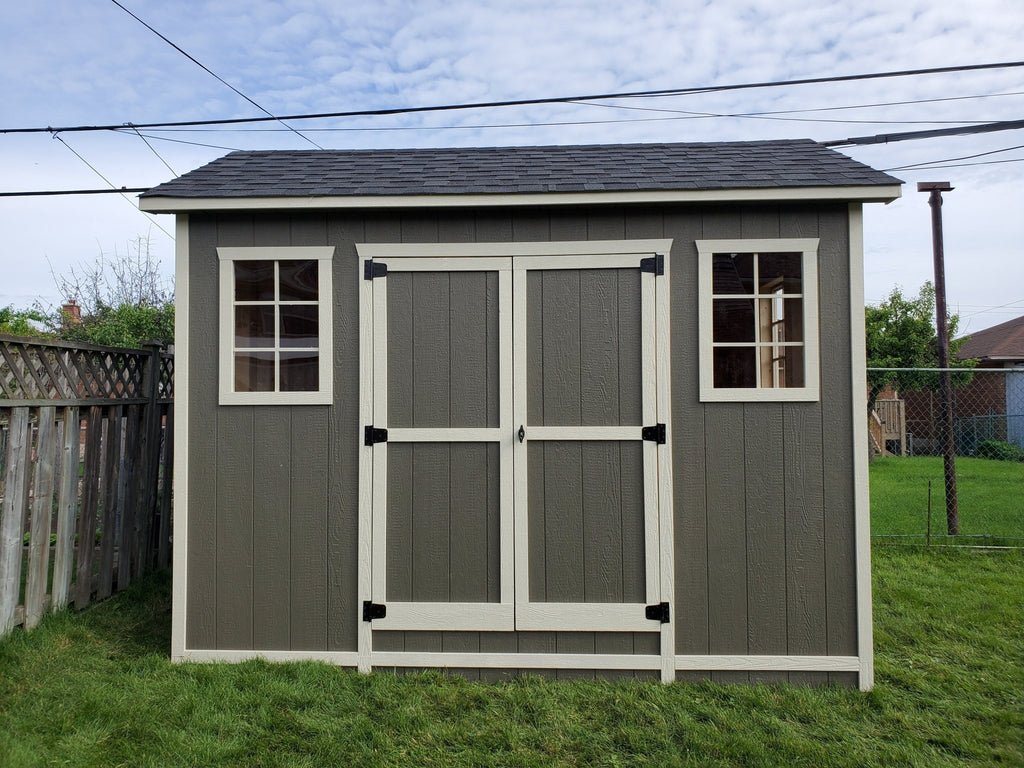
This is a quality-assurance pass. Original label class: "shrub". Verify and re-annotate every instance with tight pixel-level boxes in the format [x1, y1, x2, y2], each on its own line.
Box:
[977, 439, 1024, 463]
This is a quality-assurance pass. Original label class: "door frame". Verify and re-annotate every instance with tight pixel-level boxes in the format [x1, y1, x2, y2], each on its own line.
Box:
[356, 240, 675, 680]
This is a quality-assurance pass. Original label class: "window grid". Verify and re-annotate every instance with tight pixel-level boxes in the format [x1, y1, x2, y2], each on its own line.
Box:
[710, 252, 804, 389]
[232, 261, 320, 393]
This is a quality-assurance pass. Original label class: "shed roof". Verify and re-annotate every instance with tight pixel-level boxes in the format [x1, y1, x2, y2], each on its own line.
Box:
[958, 315, 1024, 362]
[140, 140, 901, 211]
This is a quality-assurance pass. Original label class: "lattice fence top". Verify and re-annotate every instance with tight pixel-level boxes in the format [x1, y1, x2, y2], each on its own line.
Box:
[0, 334, 173, 404]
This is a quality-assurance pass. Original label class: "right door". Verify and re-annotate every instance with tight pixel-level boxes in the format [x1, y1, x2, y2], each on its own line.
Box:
[512, 254, 664, 631]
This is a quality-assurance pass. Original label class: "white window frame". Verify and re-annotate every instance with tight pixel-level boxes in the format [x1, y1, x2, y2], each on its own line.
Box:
[697, 238, 820, 402]
[218, 246, 335, 405]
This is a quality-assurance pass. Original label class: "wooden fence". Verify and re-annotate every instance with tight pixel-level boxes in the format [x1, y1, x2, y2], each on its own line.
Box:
[0, 334, 173, 637]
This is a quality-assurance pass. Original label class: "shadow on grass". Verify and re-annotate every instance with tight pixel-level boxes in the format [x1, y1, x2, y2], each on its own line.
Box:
[77, 568, 173, 658]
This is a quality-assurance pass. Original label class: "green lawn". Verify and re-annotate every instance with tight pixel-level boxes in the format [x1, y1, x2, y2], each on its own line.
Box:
[1, 548, 1022, 767]
[870, 455, 1024, 541]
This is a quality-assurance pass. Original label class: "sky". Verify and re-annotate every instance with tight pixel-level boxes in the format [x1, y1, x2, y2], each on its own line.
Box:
[2, 0, 1022, 336]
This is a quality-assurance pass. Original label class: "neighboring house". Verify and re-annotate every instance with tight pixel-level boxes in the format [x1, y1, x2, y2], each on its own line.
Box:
[903, 315, 1024, 452]
[140, 140, 901, 689]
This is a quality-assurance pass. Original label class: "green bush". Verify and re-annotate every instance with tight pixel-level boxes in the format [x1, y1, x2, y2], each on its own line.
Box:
[977, 439, 1024, 463]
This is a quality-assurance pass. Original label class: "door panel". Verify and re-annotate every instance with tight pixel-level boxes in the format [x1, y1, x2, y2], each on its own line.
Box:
[367, 251, 661, 636]
[514, 257, 661, 633]
[526, 269, 642, 427]
[371, 260, 514, 631]
[387, 271, 499, 429]
[385, 442, 501, 603]
[526, 440, 645, 603]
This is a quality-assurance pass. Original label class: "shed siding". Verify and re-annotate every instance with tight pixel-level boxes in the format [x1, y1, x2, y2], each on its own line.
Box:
[185, 204, 858, 681]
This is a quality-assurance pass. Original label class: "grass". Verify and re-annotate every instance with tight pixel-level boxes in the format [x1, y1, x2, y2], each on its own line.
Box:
[1, 549, 1022, 767]
[870, 455, 1024, 541]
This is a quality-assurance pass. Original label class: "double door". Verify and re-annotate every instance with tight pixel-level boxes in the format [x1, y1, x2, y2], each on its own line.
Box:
[359, 243, 671, 636]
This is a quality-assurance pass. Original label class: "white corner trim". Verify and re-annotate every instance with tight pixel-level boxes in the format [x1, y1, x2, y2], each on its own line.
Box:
[170, 214, 189, 663]
[357, 255, 375, 674]
[848, 203, 874, 691]
[139, 185, 903, 214]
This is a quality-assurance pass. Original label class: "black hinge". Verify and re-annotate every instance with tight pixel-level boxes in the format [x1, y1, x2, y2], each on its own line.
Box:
[362, 601, 386, 622]
[640, 254, 664, 275]
[364, 260, 388, 280]
[645, 602, 670, 623]
[364, 426, 388, 445]
[641, 423, 666, 444]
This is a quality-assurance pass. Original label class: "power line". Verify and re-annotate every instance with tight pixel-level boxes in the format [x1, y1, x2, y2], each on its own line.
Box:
[884, 144, 1024, 171]
[108, 0, 323, 150]
[4, 59, 1024, 135]
[823, 119, 1024, 147]
[52, 134, 173, 239]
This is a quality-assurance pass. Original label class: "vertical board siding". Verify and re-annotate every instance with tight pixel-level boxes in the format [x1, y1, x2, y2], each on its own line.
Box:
[326, 215, 363, 652]
[182, 205, 859, 684]
[186, 216, 222, 648]
[290, 407, 329, 651]
[253, 407, 292, 651]
[664, 211, 710, 678]
[817, 208, 859, 676]
[215, 407, 254, 650]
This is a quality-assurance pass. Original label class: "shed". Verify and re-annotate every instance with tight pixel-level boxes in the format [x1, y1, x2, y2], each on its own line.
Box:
[140, 140, 901, 688]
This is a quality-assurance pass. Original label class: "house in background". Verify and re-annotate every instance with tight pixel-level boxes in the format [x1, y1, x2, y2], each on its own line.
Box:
[140, 140, 901, 688]
[902, 315, 1024, 453]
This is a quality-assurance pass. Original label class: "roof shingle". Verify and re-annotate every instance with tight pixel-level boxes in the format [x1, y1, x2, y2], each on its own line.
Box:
[141, 140, 900, 199]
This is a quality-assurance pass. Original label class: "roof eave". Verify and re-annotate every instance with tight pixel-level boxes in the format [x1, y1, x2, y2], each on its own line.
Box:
[139, 184, 903, 214]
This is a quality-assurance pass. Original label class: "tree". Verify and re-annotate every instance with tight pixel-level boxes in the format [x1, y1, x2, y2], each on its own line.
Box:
[865, 282, 974, 410]
[49, 234, 174, 349]
[0, 305, 48, 337]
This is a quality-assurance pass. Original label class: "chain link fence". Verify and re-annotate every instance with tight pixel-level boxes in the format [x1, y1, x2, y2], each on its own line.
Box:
[869, 367, 1024, 546]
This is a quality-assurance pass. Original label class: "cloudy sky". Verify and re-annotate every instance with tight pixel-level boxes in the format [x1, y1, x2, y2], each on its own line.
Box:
[2, 0, 1022, 334]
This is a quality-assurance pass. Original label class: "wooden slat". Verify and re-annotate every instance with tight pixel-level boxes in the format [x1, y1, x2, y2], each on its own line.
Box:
[156, 404, 174, 571]
[97, 406, 122, 600]
[0, 408, 31, 635]
[118, 404, 141, 591]
[25, 407, 57, 629]
[51, 407, 80, 610]
[74, 407, 102, 610]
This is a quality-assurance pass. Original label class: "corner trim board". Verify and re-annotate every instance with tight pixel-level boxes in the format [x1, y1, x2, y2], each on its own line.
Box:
[170, 214, 189, 663]
[848, 203, 875, 691]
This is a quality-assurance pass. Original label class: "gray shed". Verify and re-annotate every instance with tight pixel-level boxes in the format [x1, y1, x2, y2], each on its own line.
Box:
[140, 140, 901, 687]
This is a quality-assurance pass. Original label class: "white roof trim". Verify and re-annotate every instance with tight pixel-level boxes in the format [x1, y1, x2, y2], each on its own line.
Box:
[139, 185, 902, 213]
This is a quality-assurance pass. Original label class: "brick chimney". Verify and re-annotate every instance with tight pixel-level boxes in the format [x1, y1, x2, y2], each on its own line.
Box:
[62, 299, 82, 326]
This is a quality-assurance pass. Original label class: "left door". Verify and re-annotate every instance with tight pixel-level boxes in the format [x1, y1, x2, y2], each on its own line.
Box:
[365, 256, 515, 631]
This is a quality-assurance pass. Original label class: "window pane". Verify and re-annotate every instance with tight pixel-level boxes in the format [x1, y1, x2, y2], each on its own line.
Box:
[712, 253, 754, 294]
[279, 260, 318, 301]
[235, 306, 275, 347]
[713, 347, 756, 388]
[759, 346, 806, 388]
[713, 298, 756, 342]
[757, 297, 804, 344]
[235, 261, 275, 300]
[235, 352, 274, 392]
[280, 352, 319, 391]
[280, 305, 318, 348]
[758, 252, 802, 293]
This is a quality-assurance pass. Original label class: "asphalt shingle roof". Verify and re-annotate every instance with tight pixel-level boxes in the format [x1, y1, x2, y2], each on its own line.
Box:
[142, 140, 901, 199]
[958, 315, 1024, 361]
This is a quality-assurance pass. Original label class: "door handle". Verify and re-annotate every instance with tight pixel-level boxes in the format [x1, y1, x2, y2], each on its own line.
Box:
[518, 425, 525, 443]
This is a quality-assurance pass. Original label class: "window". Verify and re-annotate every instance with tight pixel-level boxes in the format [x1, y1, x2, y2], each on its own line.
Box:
[218, 246, 334, 405]
[697, 238, 819, 402]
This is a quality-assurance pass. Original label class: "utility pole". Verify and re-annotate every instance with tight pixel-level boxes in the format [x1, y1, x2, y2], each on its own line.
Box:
[918, 181, 959, 536]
